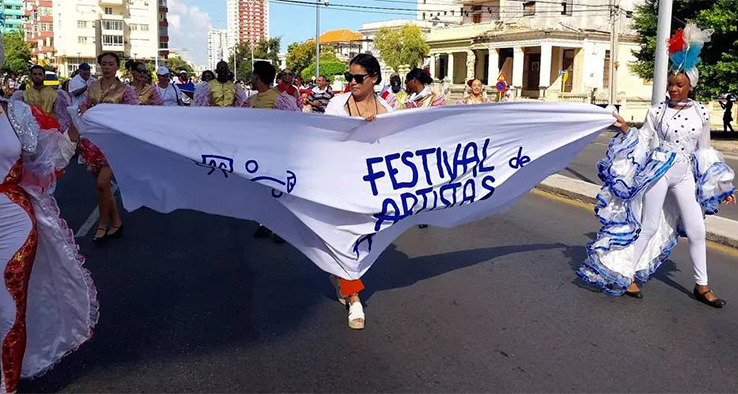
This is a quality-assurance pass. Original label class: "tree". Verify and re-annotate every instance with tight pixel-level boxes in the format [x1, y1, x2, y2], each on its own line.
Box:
[286, 40, 339, 79]
[300, 60, 346, 83]
[631, 0, 737, 98]
[3, 31, 32, 77]
[229, 38, 281, 81]
[166, 57, 194, 75]
[374, 24, 429, 72]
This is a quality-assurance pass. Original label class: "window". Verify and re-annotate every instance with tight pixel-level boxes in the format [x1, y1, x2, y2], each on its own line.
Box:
[77, 20, 87, 28]
[422, 12, 426, 19]
[102, 20, 124, 30]
[78, 36, 88, 44]
[561, 0, 573, 16]
[130, 24, 138, 31]
[473, 13, 482, 23]
[603, 50, 611, 89]
[140, 24, 149, 31]
[102, 35, 124, 46]
[104, 7, 113, 15]
[523, 1, 536, 16]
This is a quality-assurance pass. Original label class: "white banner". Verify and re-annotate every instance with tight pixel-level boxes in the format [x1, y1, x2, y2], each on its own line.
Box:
[75, 103, 613, 279]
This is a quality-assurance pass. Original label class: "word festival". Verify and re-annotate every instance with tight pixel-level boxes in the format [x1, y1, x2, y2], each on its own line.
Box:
[363, 138, 530, 232]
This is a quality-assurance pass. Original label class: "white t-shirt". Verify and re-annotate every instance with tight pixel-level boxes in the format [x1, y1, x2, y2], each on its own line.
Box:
[156, 83, 181, 107]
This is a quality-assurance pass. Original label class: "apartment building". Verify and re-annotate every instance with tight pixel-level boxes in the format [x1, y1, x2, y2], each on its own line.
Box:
[227, 0, 269, 50]
[51, 0, 164, 78]
[207, 29, 228, 71]
[1, 0, 26, 33]
[24, 0, 54, 66]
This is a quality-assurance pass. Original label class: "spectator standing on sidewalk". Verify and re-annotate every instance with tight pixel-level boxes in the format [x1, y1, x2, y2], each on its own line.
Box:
[306, 75, 334, 114]
[720, 94, 735, 132]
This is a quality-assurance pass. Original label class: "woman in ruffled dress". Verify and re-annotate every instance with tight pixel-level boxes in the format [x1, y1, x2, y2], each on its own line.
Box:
[128, 61, 164, 106]
[78, 52, 139, 242]
[577, 25, 735, 307]
[400, 68, 446, 110]
[0, 37, 98, 393]
[325, 53, 394, 330]
[457, 78, 488, 105]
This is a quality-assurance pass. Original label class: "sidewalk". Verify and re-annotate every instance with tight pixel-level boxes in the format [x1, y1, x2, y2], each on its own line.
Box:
[536, 174, 738, 249]
[711, 131, 738, 155]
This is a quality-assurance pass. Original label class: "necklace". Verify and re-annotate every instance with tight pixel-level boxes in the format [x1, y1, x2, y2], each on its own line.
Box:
[348, 94, 379, 117]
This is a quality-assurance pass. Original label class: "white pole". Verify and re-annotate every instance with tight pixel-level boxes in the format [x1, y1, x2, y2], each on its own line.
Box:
[316, 0, 321, 79]
[609, 2, 619, 105]
[651, 0, 673, 106]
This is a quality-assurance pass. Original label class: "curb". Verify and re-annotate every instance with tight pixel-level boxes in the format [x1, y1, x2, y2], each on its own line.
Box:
[535, 174, 738, 250]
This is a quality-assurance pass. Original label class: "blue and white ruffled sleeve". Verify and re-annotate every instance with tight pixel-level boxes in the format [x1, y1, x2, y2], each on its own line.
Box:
[692, 110, 735, 214]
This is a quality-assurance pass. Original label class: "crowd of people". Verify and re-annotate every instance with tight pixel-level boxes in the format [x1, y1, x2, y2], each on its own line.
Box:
[1, 23, 736, 392]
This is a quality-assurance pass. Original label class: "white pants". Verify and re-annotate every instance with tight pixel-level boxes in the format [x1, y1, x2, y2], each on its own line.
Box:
[0, 193, 34, 394]
[631, 158, 708, 285]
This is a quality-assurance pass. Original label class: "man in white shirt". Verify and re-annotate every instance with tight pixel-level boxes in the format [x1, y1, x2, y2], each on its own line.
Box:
[67, 63, 96, 108]
[155, 66, 183, 107]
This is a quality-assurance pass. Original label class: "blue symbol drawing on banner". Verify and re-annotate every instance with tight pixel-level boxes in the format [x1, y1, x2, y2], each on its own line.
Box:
[353, 233, 375, 257]
[245, 159, 297, 198]
[194, 155, 234, 178]
[508, 147, 531, 169]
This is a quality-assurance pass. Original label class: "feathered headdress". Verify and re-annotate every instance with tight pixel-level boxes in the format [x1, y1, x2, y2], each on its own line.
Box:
[668, 24, 713, 87]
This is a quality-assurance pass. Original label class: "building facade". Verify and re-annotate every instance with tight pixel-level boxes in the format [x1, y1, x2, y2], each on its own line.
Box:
[51, 0, 164, 78]
[207, 29, 228, 71]
[24, 0, 53, 66]
[158, 0, 168, 59]
[1, 0, 26, 33]
[417, 0, 462, 25]
[424, 0, 650, 114]
[227, 0, 268, 50]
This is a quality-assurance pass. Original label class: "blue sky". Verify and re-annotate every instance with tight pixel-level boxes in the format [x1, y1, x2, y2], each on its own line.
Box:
[171, 0, 419, 65]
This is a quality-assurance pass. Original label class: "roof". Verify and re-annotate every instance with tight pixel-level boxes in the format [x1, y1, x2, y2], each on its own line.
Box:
[320, 29, 363, 44]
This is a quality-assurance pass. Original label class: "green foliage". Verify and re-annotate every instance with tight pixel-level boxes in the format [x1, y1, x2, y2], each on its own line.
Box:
[229, 38, 282, 81]
[300, 60, 346, 83]
[286, 40, 338, 79]
[166, 56, 194, 75]
[631, 0, 737, 99]
[2, 31, 32, 77]
[373, 24, 429, 72]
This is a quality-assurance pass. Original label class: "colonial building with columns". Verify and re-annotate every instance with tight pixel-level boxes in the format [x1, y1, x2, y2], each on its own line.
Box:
[424, 0, 652, 109]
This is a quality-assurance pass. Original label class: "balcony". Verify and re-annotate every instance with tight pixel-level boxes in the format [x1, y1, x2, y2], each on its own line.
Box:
[99, 0, 124, 4]
[101, 44, 125, 52]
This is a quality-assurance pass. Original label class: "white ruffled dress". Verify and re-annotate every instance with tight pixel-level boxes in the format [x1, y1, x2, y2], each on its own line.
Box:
[577, 100, 735, 295]
[0, 100, 98, 393]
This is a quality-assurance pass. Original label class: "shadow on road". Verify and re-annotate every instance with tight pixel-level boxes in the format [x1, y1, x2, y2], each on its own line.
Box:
[21, 207, 570, 392]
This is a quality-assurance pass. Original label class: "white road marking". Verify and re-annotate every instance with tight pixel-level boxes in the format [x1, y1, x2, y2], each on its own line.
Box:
[75, 183, 118, 238]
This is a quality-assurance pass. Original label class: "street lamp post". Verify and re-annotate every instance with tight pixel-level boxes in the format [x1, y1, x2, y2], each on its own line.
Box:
[651, 0, 673, 106]
[316, 0, 329, 79]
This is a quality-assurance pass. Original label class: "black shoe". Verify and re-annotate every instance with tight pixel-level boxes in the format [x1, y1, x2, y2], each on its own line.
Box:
[272, 234, 285, 244]
[693, 287, 726, 308]
[253, 225, 271, 238]
[92, 227, 108, 242]
[107, 224, 124, 239]
[625, 290, 643, 299]
[418, 224, 428, 229]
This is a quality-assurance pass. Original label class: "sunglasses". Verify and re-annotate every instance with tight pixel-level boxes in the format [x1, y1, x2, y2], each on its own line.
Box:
[283, 72, 294, 77]
[344, 72, 372, 84]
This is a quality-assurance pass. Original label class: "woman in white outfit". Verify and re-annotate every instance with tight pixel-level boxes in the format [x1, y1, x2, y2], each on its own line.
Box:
[578, 25, 735, 307]
[0, 36, 98, 393]
[325, 53, 393, 329]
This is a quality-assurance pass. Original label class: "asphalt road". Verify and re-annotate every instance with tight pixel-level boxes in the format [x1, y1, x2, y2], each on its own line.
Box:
[20, 160, 738, 392]
[561, 131, 738, 221]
